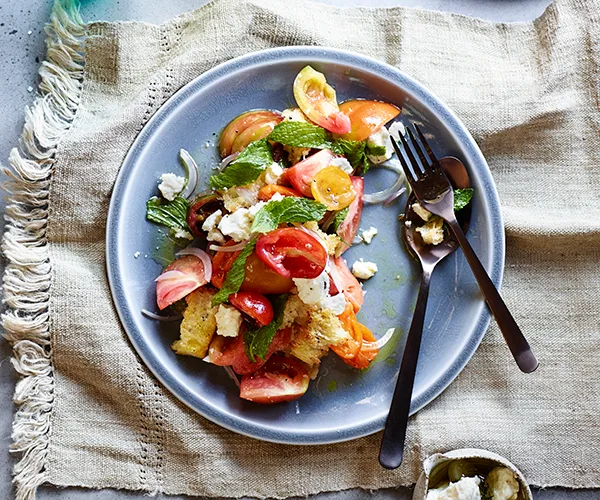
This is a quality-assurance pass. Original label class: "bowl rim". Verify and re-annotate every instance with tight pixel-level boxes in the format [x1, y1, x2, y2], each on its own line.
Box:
[106, 45, 505, 444]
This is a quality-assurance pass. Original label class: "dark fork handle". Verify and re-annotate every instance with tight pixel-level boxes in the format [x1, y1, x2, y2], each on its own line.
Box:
[379, 267, 432, 469]
[447, 219, 539, 373]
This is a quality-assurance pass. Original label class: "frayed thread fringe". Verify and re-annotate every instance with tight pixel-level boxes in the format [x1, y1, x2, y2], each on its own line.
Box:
[1, 1, 85, 499]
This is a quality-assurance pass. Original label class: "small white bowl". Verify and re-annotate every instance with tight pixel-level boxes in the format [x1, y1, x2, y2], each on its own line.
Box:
[412, 448, 533, 500]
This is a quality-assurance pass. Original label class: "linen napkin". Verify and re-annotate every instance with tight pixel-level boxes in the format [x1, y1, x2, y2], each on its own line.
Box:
[3, 0, 600, 498]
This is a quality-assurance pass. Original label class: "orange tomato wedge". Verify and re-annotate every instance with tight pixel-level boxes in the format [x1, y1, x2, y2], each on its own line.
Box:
[293, 66, 351, 135]
[257, 184, 303, 201]
[331, 302, 379, 369]
[338, 99, 400, 142]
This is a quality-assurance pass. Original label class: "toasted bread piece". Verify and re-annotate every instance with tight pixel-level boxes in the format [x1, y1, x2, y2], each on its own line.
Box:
[289, 307, 350, 367]
[172, 288, 218, 359]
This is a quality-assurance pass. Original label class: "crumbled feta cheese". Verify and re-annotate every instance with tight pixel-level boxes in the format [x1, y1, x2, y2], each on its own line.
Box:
[366, 126, 394, 164]
[412, 203, 432, 221]
[158, 173, 186, 201]
[388, 121, 406, 141]
[361, 226, 378, 244]
[427, 476, 481, 500]
[329, 156, 353, 174]
[318, 293, 347, 315]
[207, 229, 225, 243]
[218, 208, 254, 242]
[416, 217, 444, 245]
[269, 192, 285, 203]
[264, 162, 285, 185]
[352, 259, 378, 280]
[215, 304, 243, 338]
[173, 228, 193, 240]
[202, 210, 225, 243]
[293, 272, 330, 305]
[133, 251, 140, 258]
[485, 467, 520, 500]
[202, 210, 223, 232]
[247, 200, 267, 216]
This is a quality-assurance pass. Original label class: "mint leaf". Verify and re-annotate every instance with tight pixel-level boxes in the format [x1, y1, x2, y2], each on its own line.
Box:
[211, 241, 257, 306]
[267, 121, 374, 174]
[244, 294, 288, 362]
[146, 196, 189, 230]
[251, 197, 328, 234]
[332, 207, 350, 232]
[332, 139, 371, 174]
[454, 188, 473, 211]
[268, 121, 333, 149]
[366, 144, 387, 157]
[210, 139, 273, 189]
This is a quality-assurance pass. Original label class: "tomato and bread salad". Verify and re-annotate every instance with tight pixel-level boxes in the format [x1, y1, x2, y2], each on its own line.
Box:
[144, 66, 411, 404]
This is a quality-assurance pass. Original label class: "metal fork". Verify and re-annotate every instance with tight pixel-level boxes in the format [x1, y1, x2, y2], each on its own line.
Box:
[390, 125, 539, 374]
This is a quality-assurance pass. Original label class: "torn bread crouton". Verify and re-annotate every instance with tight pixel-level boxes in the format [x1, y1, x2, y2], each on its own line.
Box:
[289, 307, 350, 367]
[303, 221, 342, 256]
[172, 288, 217, 359]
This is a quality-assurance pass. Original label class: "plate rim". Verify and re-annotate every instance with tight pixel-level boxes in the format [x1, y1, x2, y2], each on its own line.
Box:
[106, 45, 505, 445]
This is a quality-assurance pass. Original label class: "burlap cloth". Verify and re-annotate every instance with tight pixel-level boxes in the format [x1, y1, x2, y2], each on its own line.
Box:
[3, 0, 600, 498]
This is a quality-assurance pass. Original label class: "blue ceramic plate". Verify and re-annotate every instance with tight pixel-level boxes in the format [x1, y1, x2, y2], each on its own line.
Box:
[106, 47, 504, 444]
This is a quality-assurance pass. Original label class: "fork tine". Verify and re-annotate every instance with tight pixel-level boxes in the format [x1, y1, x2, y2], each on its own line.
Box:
[414, 124, 438, 165]
[390, 137, 418, 190]
[406, 127, 429, 170]
[398, 129, 425, 178]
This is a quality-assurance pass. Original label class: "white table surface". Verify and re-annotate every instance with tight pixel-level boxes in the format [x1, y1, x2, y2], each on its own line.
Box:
[0, 0, 594, 499]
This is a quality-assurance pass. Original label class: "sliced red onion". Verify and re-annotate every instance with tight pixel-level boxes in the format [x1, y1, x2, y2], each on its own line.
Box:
[155, 269, 186, 282]
[372, 328, 395, 349]
[209, 240, 249, 252]
[363, 158, 406, 205]
[223, 366, 241, 388]
[179, 149, 199, 199]
[218, 151, 240, 172]
[383, 185, 407, 206]
[176, 247, 213, 283]
[141, 309, 182, 322]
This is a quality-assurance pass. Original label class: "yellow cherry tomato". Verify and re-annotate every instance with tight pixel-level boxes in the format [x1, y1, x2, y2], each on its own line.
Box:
[311, 166, 357, 210]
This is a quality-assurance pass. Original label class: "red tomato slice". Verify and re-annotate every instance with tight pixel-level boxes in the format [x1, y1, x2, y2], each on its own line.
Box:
[337, 176, 364, 254]
[338, 100, 401, 142]
[257, 184, 303, 201]
[187, 193, 221, 238]
[229, 292, 274, 327]
[256, 227, 328, 279]
[281, 149, 335, 197]
[209, 327, 292, 375]
[211, 241, 294, 294]
[293, 66, 351, 135]
[239, 355, 310, 404]
[332, 256, 364, 313]
[156, 255, 208, 310]
[219, 110, 281, 157]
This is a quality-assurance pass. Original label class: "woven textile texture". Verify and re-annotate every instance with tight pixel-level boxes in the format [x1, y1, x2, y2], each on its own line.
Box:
[2, 0, 600, 498]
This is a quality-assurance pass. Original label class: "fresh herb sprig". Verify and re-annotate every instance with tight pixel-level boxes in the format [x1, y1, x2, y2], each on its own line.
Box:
[211, 240, 257, 306]
[244, 294, 288, 362]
